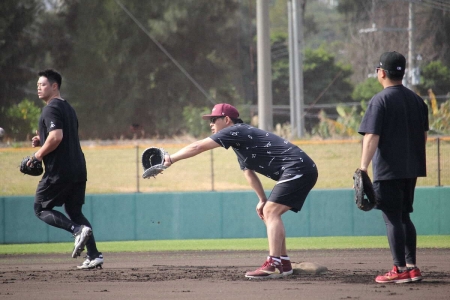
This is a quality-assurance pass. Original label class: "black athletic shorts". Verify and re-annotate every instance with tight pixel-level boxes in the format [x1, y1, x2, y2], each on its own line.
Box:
[373, 178, 417, 213]
[35, 181, 86, 209]
[268, 172, 318, 213]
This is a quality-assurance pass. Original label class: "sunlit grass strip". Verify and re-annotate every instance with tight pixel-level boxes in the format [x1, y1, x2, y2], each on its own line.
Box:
[0, 236, 448, 255]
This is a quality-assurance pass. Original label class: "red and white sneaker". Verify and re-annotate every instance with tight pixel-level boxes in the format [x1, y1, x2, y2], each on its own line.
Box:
[375, 266, 412, 283]
[281, 258, 293, 276]
[408, 267, 423, 282]
[245, 257, 283, 279]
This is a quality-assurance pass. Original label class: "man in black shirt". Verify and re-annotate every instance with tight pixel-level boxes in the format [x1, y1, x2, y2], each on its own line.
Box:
[164, 103, 318, 278]
[31, 69, 103, 269]
[359, 52, 428, 283]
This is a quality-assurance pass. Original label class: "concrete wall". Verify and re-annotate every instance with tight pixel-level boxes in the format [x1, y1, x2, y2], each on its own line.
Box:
[1, 187, 449, 244]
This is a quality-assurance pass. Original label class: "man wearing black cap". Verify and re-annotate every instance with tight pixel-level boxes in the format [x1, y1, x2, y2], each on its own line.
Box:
[164, 103, 318, 279]
[358, 52, 428, 283]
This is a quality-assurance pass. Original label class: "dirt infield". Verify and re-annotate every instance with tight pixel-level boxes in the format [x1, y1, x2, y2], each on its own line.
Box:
[1, 249, 449, 299]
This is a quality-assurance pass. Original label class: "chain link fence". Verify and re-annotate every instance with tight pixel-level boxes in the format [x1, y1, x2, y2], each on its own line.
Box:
[1, 137, 448, 196]
[419, 137, 450, 187]
[113, 137, 450, 192]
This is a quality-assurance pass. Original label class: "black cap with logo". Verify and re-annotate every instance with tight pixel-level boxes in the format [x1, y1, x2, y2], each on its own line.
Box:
[378, 51, 406, 76]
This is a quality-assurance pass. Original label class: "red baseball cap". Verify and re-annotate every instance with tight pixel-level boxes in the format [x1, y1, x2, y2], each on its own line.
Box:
[202, 103, 240, 120]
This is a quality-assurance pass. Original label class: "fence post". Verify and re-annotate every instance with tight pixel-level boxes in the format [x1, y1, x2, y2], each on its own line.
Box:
[210, 149, 215, 191]
[437, 137, 441, 187]
[136, 145, 140, 193]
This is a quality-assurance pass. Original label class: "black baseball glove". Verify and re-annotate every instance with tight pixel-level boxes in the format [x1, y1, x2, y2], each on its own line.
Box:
[141, 147, 167, 179]
[20, 155, 43, 176]
[353, 168, 377, 211]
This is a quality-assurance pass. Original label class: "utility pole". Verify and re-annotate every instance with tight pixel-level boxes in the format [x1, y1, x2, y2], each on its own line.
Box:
[288, 0, 305, 138]
[256, 0, 273, 131]
[407, 2, 416, 87]
[288, 1, 296, 134]
[359, 2, 416, 89]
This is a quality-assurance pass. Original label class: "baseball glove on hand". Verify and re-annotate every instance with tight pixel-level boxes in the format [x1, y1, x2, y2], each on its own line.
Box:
[20, 155, 43, 176]
[353, 168, 377, 211]
[142, 147, 167, 179]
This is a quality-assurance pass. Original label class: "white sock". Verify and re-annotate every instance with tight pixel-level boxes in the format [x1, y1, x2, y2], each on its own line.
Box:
[269, 256, 281, 264]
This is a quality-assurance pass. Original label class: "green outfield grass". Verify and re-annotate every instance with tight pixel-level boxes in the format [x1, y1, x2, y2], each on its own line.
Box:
[1, 236, 449, 255]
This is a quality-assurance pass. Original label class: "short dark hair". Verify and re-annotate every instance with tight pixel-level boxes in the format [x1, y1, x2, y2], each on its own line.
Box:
[385, 70, 404, 81]
[38, 69, 62, 89]
[230, 117, 243, 124]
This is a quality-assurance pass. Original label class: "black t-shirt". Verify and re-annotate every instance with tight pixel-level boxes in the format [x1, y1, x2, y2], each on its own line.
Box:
[38, 98, 87, 183]
[358, 85, 428, 181]
[210, 123, 317, 181]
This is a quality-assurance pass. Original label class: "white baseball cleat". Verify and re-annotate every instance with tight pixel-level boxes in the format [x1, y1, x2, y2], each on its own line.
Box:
[72, 226, 92, 258]
[77, 253, 104, 269]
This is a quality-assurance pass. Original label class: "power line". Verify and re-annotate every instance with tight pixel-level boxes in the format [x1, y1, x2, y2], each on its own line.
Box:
[114, 0, 216, 105]
[399, 0, 450, 11]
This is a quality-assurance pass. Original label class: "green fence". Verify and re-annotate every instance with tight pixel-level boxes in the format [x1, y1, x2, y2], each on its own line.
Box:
[1, 187, 449, 244]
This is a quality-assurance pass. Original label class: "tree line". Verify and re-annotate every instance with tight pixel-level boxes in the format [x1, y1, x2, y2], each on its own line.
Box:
[1, 0, 449, 142]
